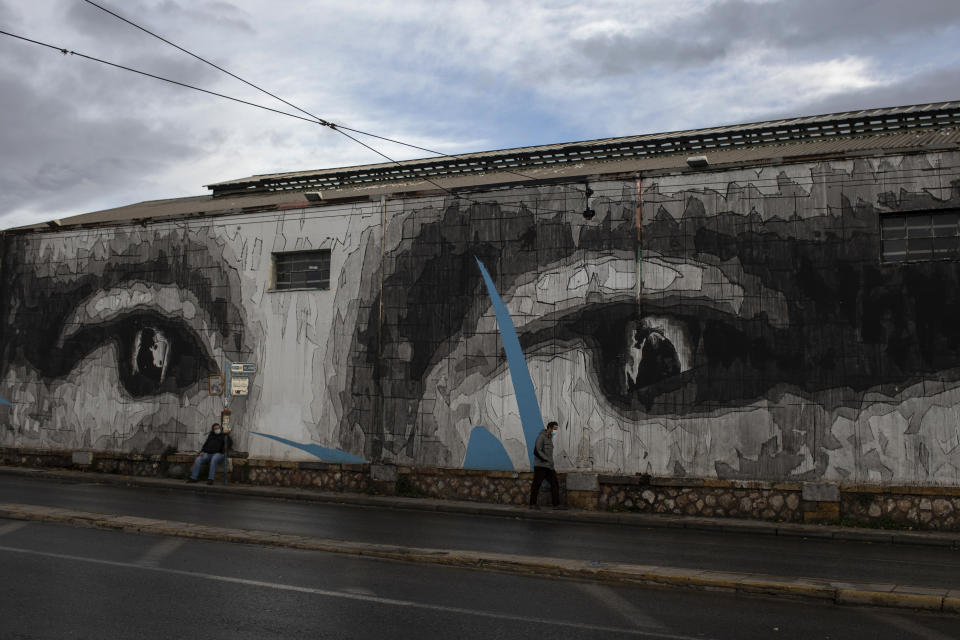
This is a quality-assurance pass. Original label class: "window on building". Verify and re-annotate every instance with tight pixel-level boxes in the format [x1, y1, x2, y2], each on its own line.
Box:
[881, 210, 960, 263]
[273, 249, 331, 290]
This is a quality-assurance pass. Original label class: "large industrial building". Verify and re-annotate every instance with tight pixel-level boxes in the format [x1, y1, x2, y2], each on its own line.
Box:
[3, 101, 960, 488]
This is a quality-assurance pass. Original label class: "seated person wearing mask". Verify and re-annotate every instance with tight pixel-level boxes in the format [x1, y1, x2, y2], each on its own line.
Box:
[187, 422, 231, 485]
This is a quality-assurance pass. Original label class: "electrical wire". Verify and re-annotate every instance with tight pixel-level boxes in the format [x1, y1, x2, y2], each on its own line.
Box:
[2, 25, 954, 230]
[0, 27, 490, 206]
[78, 0, 590, 197]
[0, 29, 331, 127]
[81, 0, 436, 153]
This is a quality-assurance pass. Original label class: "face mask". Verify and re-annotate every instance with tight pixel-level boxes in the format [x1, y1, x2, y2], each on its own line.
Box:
[214, 429, 222, 434]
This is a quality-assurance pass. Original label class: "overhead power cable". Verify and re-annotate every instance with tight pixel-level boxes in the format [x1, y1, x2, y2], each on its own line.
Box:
[81, 0, 446, 156]
[79, 0, 589, 196]
[0, 29, 332, 127]
[0, 28, 485, 205]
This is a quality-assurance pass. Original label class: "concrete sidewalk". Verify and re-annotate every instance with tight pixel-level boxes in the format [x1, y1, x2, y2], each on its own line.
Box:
[1, 500, 958, 614]
[2, 465, 959, 548]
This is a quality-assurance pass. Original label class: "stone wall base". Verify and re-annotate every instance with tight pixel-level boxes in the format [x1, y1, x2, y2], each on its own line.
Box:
[2, 447, 959, 531]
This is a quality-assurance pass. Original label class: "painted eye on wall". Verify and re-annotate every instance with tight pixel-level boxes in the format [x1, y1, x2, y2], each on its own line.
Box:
[55, 312, 218, 398]
[522, 299, 801, 416]
[521, 301, 692, 409]
[116, 316, 217, 397]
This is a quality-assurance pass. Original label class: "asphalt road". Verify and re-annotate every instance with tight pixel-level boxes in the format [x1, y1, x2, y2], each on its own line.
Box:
[1, 473, 958, 590]
[1, 517, 958, 640]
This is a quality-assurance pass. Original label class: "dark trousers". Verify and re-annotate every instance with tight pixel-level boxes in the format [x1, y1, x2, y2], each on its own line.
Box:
[529, 466, 559, 506]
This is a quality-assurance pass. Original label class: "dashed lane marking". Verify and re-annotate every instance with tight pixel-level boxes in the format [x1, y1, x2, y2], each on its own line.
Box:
[578, 582, 667, 630]
[865, 611, 959, 640]
[137, 537, 185, 567]
[0, 521, 27, 537]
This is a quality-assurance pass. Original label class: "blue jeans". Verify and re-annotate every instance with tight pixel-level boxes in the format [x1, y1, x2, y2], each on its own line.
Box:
[190, 452, 224, 480]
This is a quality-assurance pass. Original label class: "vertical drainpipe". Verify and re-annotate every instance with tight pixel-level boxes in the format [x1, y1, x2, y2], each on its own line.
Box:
[375, 195, 386, 465]
[0, 231, 7, 363]
[636, 173, 643, 316]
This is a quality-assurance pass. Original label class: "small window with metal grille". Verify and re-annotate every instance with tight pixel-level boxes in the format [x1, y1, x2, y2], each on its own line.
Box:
[881, 210, 960, 263]
[272, 249, 331, 290]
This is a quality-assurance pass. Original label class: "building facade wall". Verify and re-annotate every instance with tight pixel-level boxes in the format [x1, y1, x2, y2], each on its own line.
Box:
[2, 150, 960, 487]
[640, 151, 960, 485]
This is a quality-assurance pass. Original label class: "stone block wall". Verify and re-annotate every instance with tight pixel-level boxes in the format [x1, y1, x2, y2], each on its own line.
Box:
[4, 447, 960, 531]
[840, 488, 960, 531]
[396, 467, 566, 506]
[242, 459, 370, 493]
[599, 477, 804, 522]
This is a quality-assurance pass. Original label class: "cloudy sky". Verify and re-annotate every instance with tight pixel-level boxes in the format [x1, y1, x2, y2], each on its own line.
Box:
[2, 0, 959, 229]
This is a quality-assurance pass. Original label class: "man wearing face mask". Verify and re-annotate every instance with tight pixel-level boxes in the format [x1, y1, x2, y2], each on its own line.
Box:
[187, 423, 231, 485]
[529, 421, 561, 509]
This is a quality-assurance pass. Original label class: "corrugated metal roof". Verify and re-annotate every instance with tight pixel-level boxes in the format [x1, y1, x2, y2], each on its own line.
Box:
[206, 100, 960, 196]
[7, 102, 960, 234]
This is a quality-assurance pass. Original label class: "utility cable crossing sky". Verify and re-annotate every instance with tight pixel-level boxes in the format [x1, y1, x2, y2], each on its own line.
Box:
[3, 1, 591, 203]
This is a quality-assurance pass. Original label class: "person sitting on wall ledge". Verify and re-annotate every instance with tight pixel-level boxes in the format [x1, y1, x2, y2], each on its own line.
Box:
[187, 423, 231, 485]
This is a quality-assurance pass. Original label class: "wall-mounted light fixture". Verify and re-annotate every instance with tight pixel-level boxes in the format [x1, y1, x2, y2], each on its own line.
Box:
[582, 183, 595, 220]
[686, 155, 709, 169]
[304, 192, 323, 202]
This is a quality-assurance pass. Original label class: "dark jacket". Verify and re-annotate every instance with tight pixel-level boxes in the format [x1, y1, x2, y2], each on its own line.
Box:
[533, 429, 554, 470]
[201, 431, 231, 455]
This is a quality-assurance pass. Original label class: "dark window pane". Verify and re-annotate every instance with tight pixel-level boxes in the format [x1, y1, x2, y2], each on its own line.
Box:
[933, 237, 957, 254]
[883, 238, 907, 255]
[906, 216, 933, 238]
[273, 249, 331, 290]
[884, 225, 907, 240]
[907, 237, 934, 259]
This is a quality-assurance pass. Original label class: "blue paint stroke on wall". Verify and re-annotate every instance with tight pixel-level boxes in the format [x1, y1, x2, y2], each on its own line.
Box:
[475, 257, 545, 469]
[0, 398, 11, 407]
[463, 426, 515, 471]
[252, 432, 367, 464]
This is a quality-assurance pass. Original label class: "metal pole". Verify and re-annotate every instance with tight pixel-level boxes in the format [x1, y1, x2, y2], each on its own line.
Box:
[223, 435, 229, 487]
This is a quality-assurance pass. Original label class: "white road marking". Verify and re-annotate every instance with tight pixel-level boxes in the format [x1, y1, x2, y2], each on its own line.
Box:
[578, 582, 667, 630]
[0, 543, 717, 640]
[865, 611, 957, 640]
[0, 521, 27, 537]
[137, 537, 185, 567]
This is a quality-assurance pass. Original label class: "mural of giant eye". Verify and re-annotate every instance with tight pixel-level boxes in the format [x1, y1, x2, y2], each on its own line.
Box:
[104, 315, 218, 398]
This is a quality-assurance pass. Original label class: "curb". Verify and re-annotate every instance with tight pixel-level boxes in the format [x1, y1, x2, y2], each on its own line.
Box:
[2, 465, 960, 549]
[1, 502, 958, 614]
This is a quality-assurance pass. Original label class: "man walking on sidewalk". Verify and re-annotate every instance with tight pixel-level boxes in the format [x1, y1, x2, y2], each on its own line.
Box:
[529, 421, 560, 509]
[187, 423, 231, 485]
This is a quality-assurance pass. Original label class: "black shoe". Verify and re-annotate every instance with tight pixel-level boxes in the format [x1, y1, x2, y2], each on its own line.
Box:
[206, 479, 214, 485]
[186, 478, 197, 483]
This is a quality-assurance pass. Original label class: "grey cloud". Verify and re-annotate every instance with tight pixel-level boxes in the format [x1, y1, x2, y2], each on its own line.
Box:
[757, 64, 960, 121]
[65, 0, 254, 44]
[0, 71, 202, 228]
[65, 1, 159, 48]
[572, 0, 960, 76]
[0, 0, 19, 25]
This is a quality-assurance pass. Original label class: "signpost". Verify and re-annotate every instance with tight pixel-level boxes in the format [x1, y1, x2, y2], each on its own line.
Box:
[222, 362, 256, 485]
[220, 409, 232, 487]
